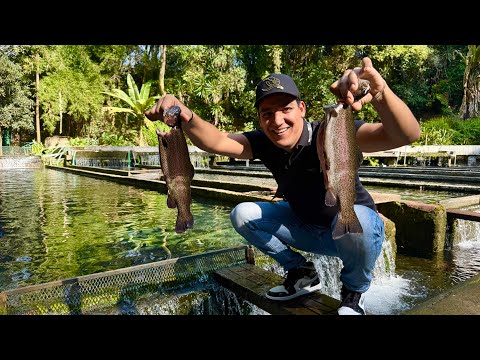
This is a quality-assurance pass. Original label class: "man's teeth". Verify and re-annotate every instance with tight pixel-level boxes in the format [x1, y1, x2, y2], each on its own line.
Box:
[274, 128, 288, 135]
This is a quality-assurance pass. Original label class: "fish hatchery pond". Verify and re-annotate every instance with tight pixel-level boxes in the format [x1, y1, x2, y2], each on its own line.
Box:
[1, 167, 480, 315]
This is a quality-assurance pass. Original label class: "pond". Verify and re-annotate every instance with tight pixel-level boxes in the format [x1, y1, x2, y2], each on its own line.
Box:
[0, 168, 479, 314]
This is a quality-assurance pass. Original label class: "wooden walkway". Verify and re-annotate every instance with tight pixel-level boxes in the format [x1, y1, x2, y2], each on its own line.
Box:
[213, 264, 340, 315]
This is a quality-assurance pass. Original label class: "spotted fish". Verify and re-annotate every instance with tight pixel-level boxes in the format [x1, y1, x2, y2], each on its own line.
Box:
[317, 79, 370, 239]
[157, 106, 194, 233]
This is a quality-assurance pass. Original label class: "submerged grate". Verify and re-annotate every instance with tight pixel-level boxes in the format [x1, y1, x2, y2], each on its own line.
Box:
[0, 246, 250, 315]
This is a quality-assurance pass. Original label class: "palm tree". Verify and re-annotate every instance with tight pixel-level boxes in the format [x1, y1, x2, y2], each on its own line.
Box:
[103, 73, 161, 145]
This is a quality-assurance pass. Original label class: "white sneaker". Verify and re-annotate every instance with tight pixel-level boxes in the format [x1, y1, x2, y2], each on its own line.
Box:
[266, 261, 321, 301]
[337, 285, 366, 315]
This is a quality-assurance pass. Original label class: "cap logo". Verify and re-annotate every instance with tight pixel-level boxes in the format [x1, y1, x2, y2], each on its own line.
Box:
[261, 76, 284, 92]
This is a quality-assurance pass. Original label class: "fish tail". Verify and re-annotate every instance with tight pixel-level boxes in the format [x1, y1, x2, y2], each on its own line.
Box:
[332, 212, 363, 240]
[175, 213, 194, 234]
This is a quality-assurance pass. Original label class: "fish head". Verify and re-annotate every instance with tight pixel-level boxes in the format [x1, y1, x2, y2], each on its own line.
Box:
[163, 106, 181, 127]
[354, 79, 371, 102]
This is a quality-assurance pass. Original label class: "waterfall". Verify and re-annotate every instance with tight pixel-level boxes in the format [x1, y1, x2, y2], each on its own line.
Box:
[0, 156, 42, 169]
[455, 205, 480, 245]
[450, 205, 480, 284]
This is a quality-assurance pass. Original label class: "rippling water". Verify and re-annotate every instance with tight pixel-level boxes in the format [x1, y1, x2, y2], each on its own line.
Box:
[0, 168, 479, 315]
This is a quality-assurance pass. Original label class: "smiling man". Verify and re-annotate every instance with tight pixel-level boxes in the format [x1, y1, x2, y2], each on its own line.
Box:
[145, 58, 420, 315]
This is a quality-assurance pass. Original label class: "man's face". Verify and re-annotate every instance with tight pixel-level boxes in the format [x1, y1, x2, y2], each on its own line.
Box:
[258, 94, 306, 152]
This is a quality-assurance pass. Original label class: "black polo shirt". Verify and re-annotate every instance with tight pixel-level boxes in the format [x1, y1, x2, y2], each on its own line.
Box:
[243, 118, 376, 227]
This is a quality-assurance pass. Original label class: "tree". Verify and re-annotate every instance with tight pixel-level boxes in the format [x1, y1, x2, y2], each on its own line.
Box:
[169, 45, 247, 130]
[459, 45, 480, 119]
[18, 45, 49, 143]
[0, 51, 34, 150]
[103, 73, 164, 146]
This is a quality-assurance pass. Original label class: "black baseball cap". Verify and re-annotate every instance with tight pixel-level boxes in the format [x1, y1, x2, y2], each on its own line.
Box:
[255, 73, 300, 108]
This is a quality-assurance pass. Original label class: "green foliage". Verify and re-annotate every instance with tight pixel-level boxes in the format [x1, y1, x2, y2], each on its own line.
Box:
[2, 45, 476, 142]
[167, 45, 248, 131]
[69, 137, 99, 146]
[103, 73, 160, 145]
[31, 140, 45, 155]
[424, 46, 466, 117]
[142, 120, 170, 146]
[450, 117, 480, 144]
[0, 52, 34, 132]
[37, 46, 106, 136]
[415, 117, 457, 145]
[364, 156, 380, 166]
[355, 103, 379, 123]
[98, 132, 134, 146]
[414, 116, 480, 145]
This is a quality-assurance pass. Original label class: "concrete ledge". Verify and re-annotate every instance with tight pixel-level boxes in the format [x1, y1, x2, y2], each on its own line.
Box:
[439, 195, 480, 209]
[376, 201, 447, 256]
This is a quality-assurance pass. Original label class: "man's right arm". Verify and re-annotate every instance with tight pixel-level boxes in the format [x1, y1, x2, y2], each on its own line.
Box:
[145, 94, 253, 160]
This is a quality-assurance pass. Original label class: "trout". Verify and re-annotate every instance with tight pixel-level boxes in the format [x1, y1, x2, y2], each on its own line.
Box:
[317, 79, 370, 239]
[157, 106, 194, 233]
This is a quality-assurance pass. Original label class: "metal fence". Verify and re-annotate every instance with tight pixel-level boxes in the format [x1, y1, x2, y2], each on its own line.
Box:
[0, 246, 251, 315]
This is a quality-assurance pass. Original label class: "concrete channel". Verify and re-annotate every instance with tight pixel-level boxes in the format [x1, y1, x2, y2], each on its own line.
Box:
[42, 163, 480, 315]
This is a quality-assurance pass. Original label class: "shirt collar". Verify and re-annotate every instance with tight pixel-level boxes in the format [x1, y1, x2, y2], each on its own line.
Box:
[296, 118, 312, 148]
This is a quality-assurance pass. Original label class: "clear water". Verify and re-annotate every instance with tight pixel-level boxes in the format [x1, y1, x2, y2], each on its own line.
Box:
[0, 168, 479, 315]
[0, 168, 245, 292]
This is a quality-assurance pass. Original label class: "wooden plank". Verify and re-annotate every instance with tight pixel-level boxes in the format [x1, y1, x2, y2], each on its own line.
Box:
[214, 264, 341, 315]
[447, 209, 480, 222]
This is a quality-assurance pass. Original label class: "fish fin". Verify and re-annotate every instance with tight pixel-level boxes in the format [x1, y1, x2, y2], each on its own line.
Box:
[175, 214, 194, 233]
[167, 195, 177, 208]
[317, 120, 330, 187]
[325, 189, 337, 207]
[332, 213, 364, 240]
[189, 163, 195, 179]
[355, 148, 363, 169]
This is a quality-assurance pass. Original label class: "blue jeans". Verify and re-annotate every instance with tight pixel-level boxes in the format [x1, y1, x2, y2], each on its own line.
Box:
[230, 200, 384, 293]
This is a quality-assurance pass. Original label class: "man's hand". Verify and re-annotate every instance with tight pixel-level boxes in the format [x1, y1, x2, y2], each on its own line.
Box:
[145, 94, 193, 123]
[330, 57, 386, 111]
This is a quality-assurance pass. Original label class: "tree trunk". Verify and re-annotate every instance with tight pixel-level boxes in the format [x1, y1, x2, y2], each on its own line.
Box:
[59, 91, 62, 134]
[0, 127, 3, 156]
[459, 45, 480, 119]
[159, 45, 167, 96]
[271, 45, 283, 73]
[35, 53, 41, 142]
[138, 117, 144, 146]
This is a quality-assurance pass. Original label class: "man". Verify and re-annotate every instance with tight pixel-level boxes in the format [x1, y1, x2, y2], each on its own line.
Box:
[145, 57, 420, 315]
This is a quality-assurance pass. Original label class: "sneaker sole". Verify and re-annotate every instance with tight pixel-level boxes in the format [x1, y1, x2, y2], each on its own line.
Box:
[265, 283, 322, 301]
[337, 306, 365, 315]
